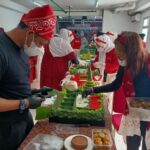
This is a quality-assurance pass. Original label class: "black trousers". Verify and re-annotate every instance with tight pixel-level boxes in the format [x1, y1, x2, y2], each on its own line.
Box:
[0, 111, 33, 150]
[127, 121, 147, 150]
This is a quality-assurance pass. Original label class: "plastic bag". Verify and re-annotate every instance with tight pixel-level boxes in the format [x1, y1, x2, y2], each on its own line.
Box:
[23, 134, 64, 150]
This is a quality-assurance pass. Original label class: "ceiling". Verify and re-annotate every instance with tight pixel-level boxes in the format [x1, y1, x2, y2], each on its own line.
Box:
[6, 0, 150, 16]
[11, 0, 97, 11]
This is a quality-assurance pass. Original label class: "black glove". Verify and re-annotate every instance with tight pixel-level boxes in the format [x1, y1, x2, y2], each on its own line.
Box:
[71, 58, 79, 65]
[28, 95, 44, 109]
[41, 86, 52, 95]
[32, 86, 52, 96]
[82, 88, 93, 98]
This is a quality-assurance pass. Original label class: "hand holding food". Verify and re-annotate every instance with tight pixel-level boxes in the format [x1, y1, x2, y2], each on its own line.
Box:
[82, 88, 93, 98]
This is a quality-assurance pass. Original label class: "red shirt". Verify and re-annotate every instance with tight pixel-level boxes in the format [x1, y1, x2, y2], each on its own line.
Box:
[40, 45, 76, 90]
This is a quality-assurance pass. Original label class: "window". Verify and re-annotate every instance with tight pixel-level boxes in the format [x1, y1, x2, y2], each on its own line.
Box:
[142, 17, 149, 42]
[143, 18, 149, 26]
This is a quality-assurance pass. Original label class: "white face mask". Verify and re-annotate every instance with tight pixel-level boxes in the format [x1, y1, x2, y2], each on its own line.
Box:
[97, 47, 105, 52]
[24, 46, 44, 56]
[118, 59, 127, 66]
[24, 33, 41, 56]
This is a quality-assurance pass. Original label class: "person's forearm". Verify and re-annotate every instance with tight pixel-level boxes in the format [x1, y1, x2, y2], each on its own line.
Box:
[93, 66, 125, 93]
[0, 98, 29, 112]
[93, 81, 121, 93]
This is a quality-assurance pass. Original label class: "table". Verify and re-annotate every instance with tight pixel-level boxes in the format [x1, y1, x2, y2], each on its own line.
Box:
[18, 96, 116, 150]
[18, 120, 116, 150]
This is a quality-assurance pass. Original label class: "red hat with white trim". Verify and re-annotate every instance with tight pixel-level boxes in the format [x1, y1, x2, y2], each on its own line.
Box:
[94, 35, 106, 48]
[60, 28, 74, 42]
[94, 34, 114, 52]
[21, 4, 57, 40]
[105, 31, 118, 42]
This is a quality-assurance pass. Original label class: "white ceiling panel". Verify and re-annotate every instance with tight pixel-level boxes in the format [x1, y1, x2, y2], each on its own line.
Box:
[97, 0, 139, 6]
[8, 0, 150, 16]
[11, 0, 97, 10]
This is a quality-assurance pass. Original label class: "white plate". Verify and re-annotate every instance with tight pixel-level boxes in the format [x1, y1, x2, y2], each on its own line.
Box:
[64, 134, 93, 150]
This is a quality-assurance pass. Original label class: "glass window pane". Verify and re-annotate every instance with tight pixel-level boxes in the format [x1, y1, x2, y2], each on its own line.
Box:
[142, 28, 148, 42]
[143, 18, 149, 26]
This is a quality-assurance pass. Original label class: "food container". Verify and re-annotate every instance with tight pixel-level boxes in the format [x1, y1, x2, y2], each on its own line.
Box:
[128, 99, 150, 121]
[23, 134, 63, 150]
[92, 129, 113, 150]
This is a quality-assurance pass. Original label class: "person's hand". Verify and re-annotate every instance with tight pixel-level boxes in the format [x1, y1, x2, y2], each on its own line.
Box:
[28, 95, 45, 109]
[41, 86, 52, 95]
[32, 86, 52, 96]
[82, 88, 93, 98]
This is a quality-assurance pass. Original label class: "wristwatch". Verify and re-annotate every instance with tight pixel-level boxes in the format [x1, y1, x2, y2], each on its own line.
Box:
[19, 99, 26, 113]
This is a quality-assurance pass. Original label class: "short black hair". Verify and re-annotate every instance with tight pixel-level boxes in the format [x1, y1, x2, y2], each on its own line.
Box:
[18, 21, 28, 29]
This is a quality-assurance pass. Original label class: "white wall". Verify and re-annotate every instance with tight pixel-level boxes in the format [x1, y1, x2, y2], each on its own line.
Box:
[102, 10, 139, 34]
[0, 6, 22, 31]
[0, 0, 28, 31]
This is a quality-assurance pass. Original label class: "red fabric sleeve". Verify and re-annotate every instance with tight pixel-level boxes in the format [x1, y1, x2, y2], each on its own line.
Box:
[66, 51, 76, 60]
[105, 49, 119, 74]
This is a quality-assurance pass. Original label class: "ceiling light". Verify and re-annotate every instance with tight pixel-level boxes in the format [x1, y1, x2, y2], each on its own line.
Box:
[96, 0, 99, 8]
[33, 1, 42, 7]
[32, 0, 45, 7]
[135, 2, 150, 12]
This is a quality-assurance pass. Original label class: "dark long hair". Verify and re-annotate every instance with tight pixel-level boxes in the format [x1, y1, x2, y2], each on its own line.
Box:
[115, 31, 148, 77]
